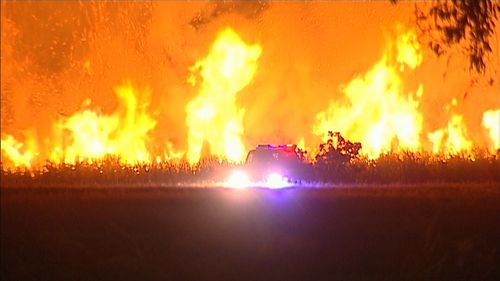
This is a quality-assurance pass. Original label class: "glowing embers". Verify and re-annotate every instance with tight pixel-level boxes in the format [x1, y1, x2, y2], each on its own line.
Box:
[185, 28, 262, 165]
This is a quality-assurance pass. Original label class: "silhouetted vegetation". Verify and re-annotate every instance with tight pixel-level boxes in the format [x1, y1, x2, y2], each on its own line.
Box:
[399, 0, 500, 75]
[310, 132, 499, 184]
[313, 131, 362, 182]
[316, 131, 362, 164]
[2, 150, 499, 188]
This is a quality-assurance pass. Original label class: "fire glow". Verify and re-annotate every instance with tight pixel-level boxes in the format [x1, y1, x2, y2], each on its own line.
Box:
[314, 29, 424, 159]
[186, 28, 261, 165]
[1, 3, 499, 171]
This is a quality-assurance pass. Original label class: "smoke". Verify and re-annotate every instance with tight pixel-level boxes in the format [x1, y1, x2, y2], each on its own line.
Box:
[1, 2, 499, 164]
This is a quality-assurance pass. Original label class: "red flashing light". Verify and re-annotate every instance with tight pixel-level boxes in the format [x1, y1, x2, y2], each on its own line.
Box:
[256, 144, 298, 151]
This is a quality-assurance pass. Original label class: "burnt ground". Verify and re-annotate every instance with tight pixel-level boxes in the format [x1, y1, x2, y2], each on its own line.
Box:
[1, 184, 499, 281]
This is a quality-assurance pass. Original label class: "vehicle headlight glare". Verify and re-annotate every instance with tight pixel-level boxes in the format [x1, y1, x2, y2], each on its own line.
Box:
[266, 172, 288, 189]
[226, 170, 250, 189]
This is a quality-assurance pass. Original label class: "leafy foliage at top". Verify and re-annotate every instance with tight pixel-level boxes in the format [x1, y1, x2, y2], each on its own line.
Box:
[413, 0, 500, 75]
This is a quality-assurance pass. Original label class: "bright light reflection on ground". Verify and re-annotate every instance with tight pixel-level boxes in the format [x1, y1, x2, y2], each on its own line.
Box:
[223, 170, 294, 189]
[265, 173, 291, 189]
[224, 170, 251, 189]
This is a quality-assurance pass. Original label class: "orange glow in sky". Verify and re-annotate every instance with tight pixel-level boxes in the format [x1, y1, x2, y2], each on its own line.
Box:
[1, 2, 499, 169]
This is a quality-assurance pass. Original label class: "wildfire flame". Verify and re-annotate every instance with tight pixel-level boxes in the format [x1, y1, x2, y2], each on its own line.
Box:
[49, 82, 156, 165]
[482, 109, 500, 153]
[1, 82, 156, 168]
[1, 134, 35, 169]
[428, 114, 472, 154]
[313, 29, 424, 159]
[0, 17, 498, 171]
[185, 28, 262, 165]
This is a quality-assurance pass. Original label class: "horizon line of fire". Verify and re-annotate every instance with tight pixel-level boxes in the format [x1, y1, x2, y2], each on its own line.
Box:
[1, 27, 499, 170]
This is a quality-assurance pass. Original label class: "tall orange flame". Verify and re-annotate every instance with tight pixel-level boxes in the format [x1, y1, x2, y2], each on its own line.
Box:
[1, 21, 498, 171]
[1, 82, 156, 169]
[482, 109, 500, 153]
[1, 134, 36, 169]
[185, 28, 262, 165]
[313, 29, 423, 159]
[50, 82, 156, 165]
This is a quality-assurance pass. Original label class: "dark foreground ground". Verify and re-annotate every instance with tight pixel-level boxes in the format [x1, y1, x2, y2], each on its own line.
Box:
[1, 184, 500, 281]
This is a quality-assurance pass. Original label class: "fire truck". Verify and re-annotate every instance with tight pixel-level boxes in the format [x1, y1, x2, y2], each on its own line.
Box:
[226, 144, 309, 188]
[245, 144, 309, 183]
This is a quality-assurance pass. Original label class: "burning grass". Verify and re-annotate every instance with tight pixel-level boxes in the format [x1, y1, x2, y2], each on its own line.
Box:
[313, 151, 500, 184]
[2, 152, 498, 188]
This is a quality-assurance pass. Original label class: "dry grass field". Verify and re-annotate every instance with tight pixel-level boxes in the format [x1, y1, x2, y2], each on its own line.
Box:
[1, 183, 499, 281]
